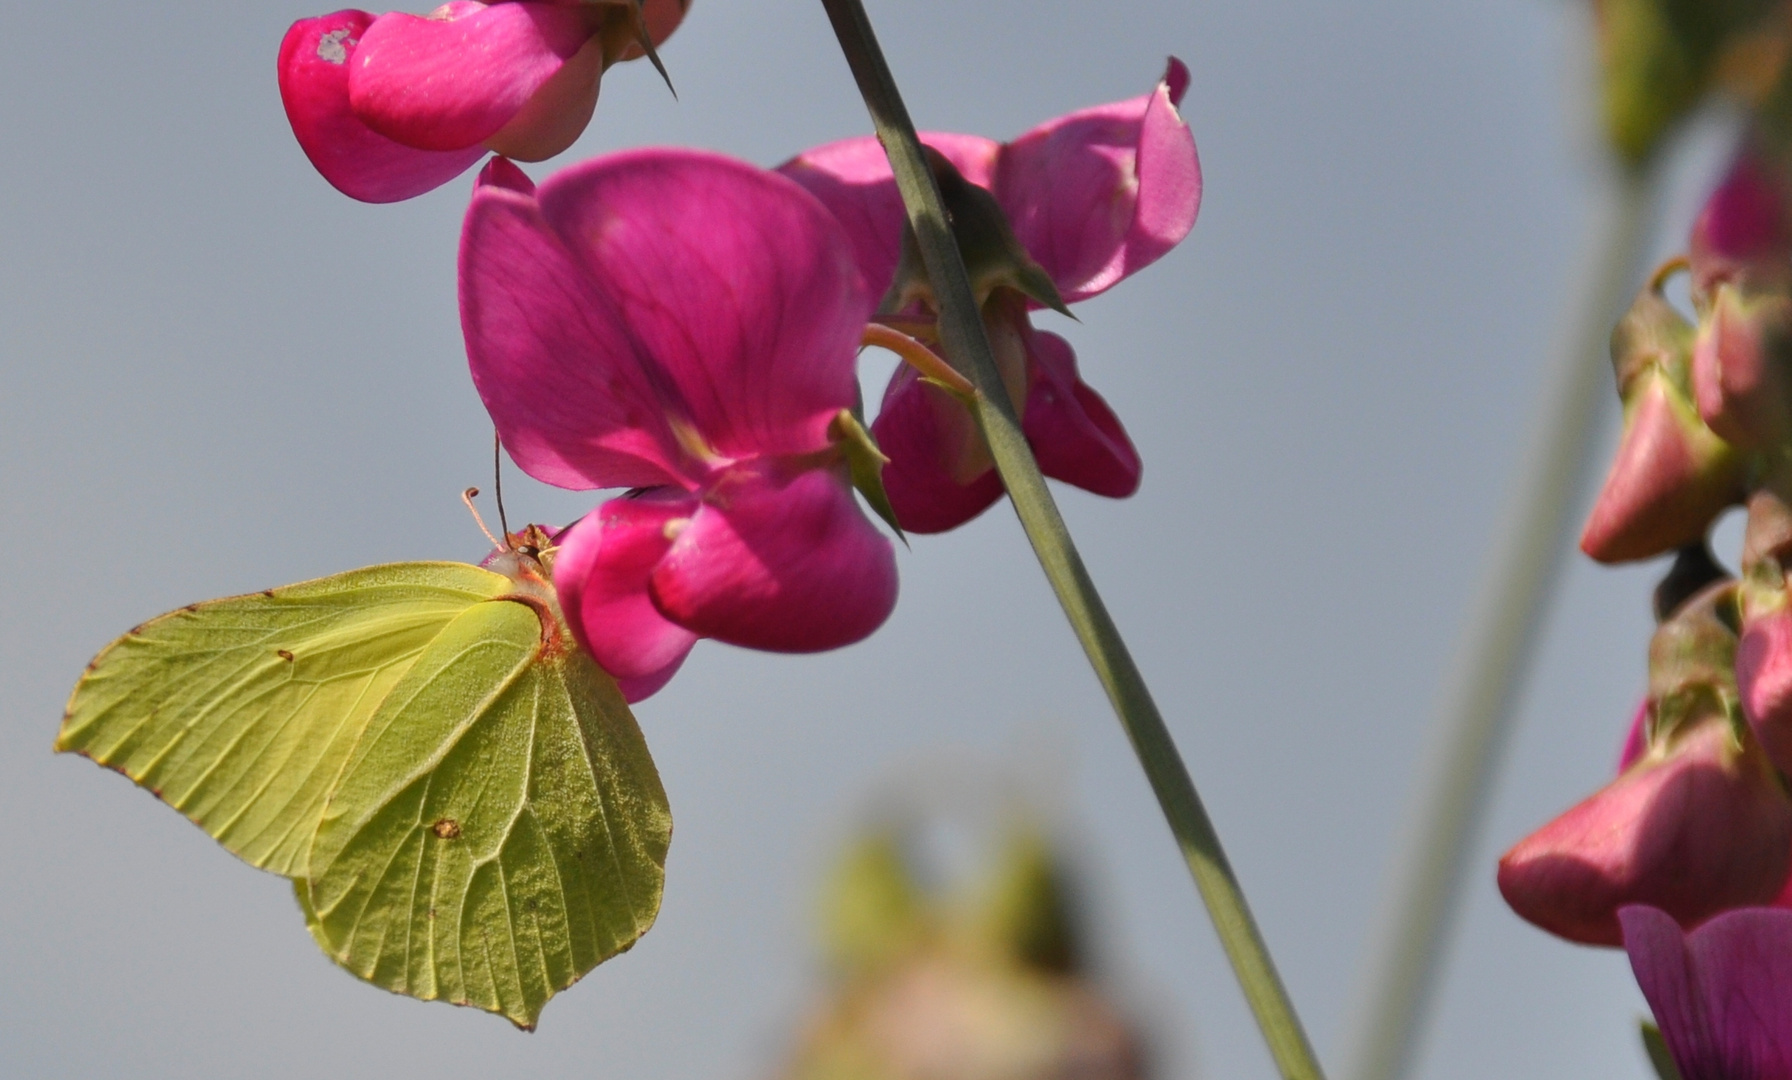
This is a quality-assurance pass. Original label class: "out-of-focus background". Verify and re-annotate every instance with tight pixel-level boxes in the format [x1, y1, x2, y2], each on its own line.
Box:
[0, 1, 1738, 1077]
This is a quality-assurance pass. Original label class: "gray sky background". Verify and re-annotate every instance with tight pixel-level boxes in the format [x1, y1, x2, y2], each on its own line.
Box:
[0, 2, 1742, 1078]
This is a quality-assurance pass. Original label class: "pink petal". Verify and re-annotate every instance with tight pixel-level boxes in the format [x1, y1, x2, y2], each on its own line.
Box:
[648, 466, 898, 652]
[1579, 375, 1743, 563]
[475, 154, 535, 195]
[1623, 904, 1792, 1079]
[553, 492, 699, 702]
[460, 175, 687, 489]
[776, 134, 1001, 301]
[1739, 611, 1792, 776]
[1497, 718, 1792, 946]
[1021, 329, 1141, 498]
[871, 365, 1005, 533]
[1692, 284, 1792, 448]
[480, 34, 605, 163]
[1691, 148, 1792, 299]
[348, 1, 593, 152]
[277, 12, 486, 203]
[530, 149, 872, 464]
[995, 58, 1200, 303]
[1618, 699, 1649, 773]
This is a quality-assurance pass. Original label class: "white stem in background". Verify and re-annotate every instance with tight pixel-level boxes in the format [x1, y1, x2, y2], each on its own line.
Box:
[1344, 161, 1661, 1080]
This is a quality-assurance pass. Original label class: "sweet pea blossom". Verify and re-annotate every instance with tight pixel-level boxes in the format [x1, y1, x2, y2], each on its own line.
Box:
[1622, 904, 1792, 1080]
[279, 0, 687, 203]
[1689, 146, 1792, 449]
[1580, 266, 1744, 564]
[1498, 580, 1792, 945]
[777, 59, 1201, 533]
[459, 152, 898, 700]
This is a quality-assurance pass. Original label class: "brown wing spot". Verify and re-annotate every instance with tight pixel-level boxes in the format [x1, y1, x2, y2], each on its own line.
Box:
[262, 589, 276, 598]
[183, 604, 200, 613]
[276, 649, 295, 662]
[432, 818, 462, 840]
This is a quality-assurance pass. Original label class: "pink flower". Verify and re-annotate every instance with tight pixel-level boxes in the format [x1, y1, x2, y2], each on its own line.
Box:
[1689, 146, 1792, 447]
[1498, 583, 1792, 946]
[1622, 904, 1792, 1079]
[458, 151, 898, 700]
[279, 1, 687, 203]
[776, 60, 1200, 533]
[1580, 269, 1744, 564]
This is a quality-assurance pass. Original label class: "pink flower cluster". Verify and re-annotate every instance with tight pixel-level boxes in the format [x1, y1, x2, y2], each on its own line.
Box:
[439, 65, 1194, 698]
[274, 2, 1198, 699]
[1501, 141, 1792, 1073]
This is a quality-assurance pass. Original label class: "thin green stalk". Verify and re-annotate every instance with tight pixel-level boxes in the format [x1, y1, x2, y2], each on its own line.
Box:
[1343, 161, 1661, 1080]
[815, 3, 1324, 1076]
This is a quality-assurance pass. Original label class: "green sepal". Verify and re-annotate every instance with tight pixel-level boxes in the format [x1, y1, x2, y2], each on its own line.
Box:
[972, 829, 1082, 974]
[1640, 1019, 1685, 1080]
[882, 148, 1073, 320]
[831, 409, 907, 544]
[822, 831, 927, 974]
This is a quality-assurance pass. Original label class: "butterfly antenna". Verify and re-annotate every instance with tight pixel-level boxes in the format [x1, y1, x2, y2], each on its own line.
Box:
[461, 487, 504, 551]
[493, 430, 513, 542]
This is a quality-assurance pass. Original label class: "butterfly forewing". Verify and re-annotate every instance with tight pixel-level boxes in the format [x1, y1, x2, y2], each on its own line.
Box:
[57, 563, 509, 877]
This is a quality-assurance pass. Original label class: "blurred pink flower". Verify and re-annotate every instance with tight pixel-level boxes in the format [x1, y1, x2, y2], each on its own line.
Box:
[1499, 583, 1792, 946]
[459, 152, 898, 700]
[278, 0, 686, 203]
[1499, 712, 1792, 946]
[1622, 904, 1792, 1079]
[1690, 146, 1792, 448]
[777, 59, 1200, 533]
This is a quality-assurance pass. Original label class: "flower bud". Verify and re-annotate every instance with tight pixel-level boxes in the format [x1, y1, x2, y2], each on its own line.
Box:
[1690, 146, 1792, 302]
[1499, 582, 1792, 945]
[1737, 482, 1792, 776]
[1581, 272, 1744, 562]
[1692, 281, 1792, 447]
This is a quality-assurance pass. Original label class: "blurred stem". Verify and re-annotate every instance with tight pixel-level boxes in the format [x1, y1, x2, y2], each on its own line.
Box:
[816, 2, 1325, 1077]
[1344, 161, 1661, 1080]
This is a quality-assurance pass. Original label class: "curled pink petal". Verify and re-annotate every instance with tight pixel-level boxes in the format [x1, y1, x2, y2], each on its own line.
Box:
[1021, 329, 1141, 498]
[1498, 717, 1792, 946]
[776, 133, 1000, 302]
[348, 2, 593, 152]
[528, 150, 871, 465]
[1739, 611, 1792, 776]
[996, 57, 1200, 303]
[1622, 904, 1792, 1079]
[277, 11, 486, 202]
[648, 467, 898, 652]
[872, 366, 1005, 534]
[553, 492, 699, 702]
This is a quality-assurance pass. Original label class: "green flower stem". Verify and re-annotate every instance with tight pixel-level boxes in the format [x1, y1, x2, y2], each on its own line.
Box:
[816, 2, 1324, 1076]
[1343, 161, 1661, 1080]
